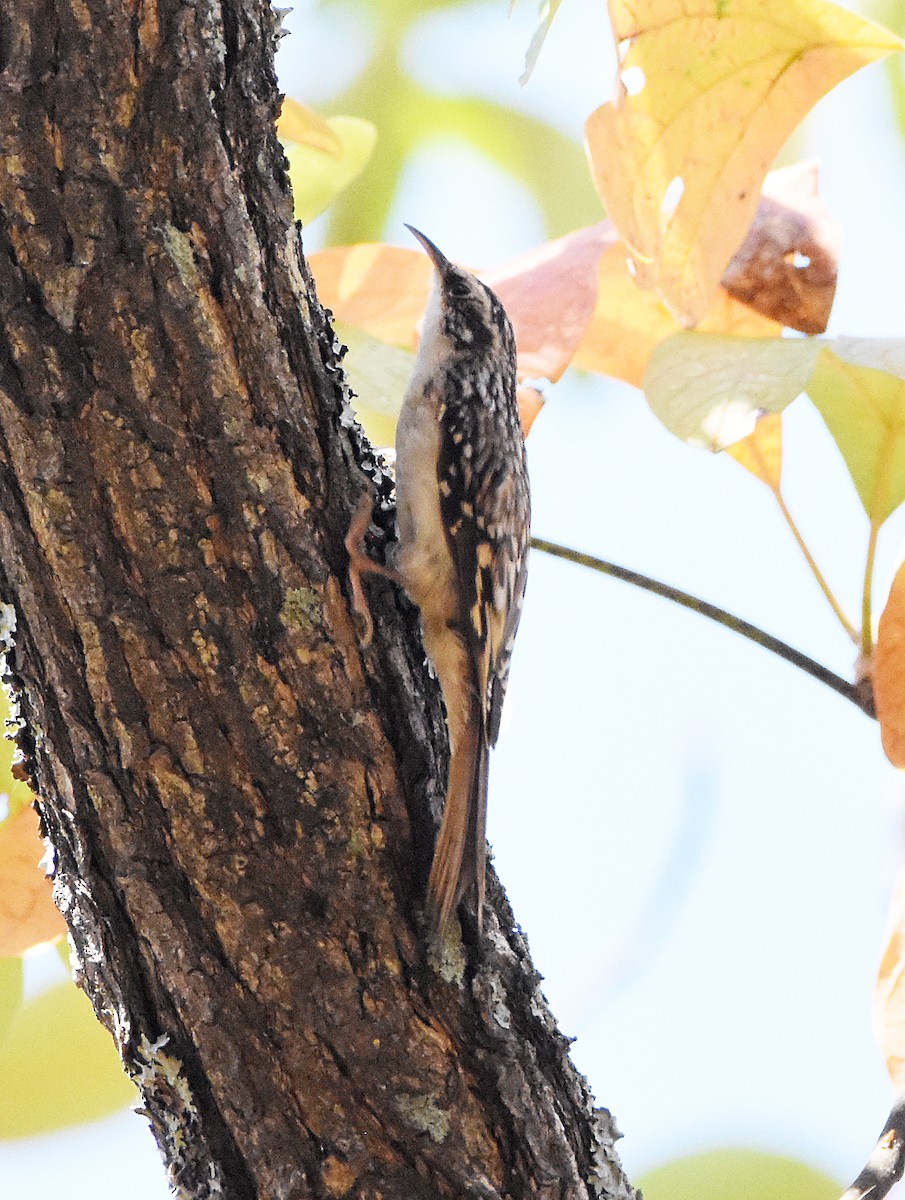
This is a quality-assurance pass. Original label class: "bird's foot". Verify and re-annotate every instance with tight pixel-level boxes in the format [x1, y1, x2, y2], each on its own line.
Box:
[345, 490, 401, 647]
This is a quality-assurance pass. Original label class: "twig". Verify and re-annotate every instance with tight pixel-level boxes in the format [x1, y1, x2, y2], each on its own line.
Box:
[739, 434, 857, 642]
[530, 537, 875, 719]
[840, 1092, 905, 1200]
[863, 514, 881, 663]
[772, 484, 858, 643]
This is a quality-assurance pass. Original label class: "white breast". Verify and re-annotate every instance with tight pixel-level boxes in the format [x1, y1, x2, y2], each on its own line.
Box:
[394, 284, 459, 627]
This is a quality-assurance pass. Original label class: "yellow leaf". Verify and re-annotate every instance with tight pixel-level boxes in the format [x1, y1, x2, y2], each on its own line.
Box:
[0, 979, 136, 1136]
[875, 560, 905, 769]
[574, 161, 836, 382]
[312, 232, 608, 386]
[334, 323, 416, 448]
[0, 957, 23, 1051]
[586, 0, 902, 325]
[807, 349, 905, 525]
[285, 116, 377, 226]
[644, 332, 816, 449]
[277, 98, 342, 157]
[0, 805, 66, 956]
[876, 851, 905, 1086]
[573, 243, 780, 388]
[310, 244, 432, 349]
[726, 413, 783, 489]
[639, 1149, 841, 1200]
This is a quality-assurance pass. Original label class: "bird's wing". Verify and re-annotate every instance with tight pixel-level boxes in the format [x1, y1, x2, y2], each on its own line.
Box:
[436, 379, 530, 744]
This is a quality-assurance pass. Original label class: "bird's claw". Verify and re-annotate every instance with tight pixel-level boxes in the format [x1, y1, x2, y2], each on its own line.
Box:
[345, 492, 378, 648]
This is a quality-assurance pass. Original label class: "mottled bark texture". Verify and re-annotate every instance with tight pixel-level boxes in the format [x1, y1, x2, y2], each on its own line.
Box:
[0, 1, 636, 1198]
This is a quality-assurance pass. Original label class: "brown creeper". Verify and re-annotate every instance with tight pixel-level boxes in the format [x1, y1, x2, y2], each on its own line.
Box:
[346, 226, 530, 934]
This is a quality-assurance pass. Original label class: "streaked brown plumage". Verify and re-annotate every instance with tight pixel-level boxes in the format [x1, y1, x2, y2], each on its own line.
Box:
[347, 226, 530, 934]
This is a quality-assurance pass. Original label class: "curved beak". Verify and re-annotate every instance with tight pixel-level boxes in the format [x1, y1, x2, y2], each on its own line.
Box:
[405, 224, 450, 273]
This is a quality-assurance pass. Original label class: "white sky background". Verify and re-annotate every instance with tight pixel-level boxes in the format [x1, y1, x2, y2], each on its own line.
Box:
[4, 0, 905, 1195]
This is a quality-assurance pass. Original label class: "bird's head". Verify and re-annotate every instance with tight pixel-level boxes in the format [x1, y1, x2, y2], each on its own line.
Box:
[406, 225, 514, 363]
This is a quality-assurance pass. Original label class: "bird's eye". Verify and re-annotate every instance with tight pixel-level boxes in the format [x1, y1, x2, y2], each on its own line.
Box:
[448, 277, 471, 299]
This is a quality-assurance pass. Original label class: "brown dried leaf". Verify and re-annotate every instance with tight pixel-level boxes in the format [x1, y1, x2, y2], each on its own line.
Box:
[572, 241, 782, 387]
[722, 162, 840, 335]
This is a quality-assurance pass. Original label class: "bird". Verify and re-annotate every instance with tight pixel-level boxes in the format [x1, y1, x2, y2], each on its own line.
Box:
[346, 225, 530, 935]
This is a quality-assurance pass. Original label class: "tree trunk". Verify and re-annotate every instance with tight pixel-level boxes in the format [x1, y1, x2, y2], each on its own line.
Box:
[0, 1, 636, 1196]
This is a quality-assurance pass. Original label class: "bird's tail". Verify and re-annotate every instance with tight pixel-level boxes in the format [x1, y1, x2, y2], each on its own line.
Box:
[426, 709, 489, 934]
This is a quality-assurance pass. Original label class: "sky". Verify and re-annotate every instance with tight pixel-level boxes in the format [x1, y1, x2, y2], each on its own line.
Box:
[3, 0, 905, 1196]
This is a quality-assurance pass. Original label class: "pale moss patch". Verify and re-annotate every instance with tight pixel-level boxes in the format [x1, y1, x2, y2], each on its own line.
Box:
[281, 587, 322, 632]
[395, 1092, 449, 1144]
[348, 828, 369, 860]
[161, 224, 200, 292]
[428, 922, 466, 987]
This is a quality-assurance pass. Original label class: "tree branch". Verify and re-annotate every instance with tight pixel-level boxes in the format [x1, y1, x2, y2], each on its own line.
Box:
[840, 1093, 905, 1200]
[531, 538, 875, 718]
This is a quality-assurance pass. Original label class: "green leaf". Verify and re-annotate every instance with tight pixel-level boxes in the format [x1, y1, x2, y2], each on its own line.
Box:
[55, 936, 72, 972]
[875, 1, 905, 141]
[807, 348, 905, 523]
[0, 958, 23, 1051]
[284, 116, 377, 226]
[442, 98, 600, 235]
[644, 333, 820, 449]
[326, 84, 599, 244]
[644, 332, 905, 450]
[639, 1148, 841, 1200]
[0, 981, 136, 1137]
[336, 323, 415, 449]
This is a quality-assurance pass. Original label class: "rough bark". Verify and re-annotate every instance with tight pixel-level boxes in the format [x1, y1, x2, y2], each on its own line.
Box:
[0, 1, 636, 1198]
